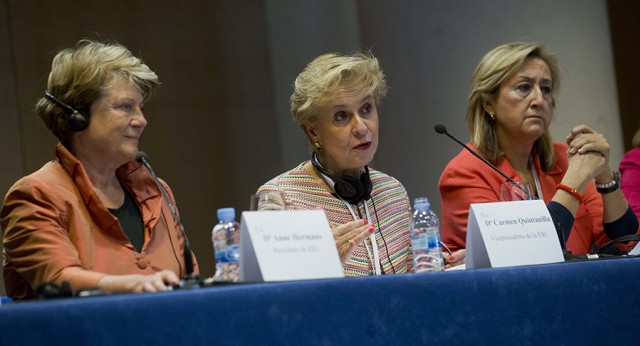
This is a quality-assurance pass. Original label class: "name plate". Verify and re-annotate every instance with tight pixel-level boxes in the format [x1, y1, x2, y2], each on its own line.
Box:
[466, 200, 564, 269]
[239, 210, 344, 282]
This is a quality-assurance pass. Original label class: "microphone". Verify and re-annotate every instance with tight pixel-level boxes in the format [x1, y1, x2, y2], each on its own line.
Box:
[434, 124, 534, 200]
[136, 152, 200, 288]
[434, 124, 521, 186]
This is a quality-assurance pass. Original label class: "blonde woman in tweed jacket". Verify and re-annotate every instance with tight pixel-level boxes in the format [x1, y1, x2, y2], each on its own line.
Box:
[258, 52, 461, 276]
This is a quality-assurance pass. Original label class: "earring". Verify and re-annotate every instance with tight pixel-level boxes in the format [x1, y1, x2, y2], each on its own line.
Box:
[489, 112, 495, 120]
[314, 142, 322, 152]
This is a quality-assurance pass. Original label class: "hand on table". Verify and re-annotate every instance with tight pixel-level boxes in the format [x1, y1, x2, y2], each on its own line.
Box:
[97, 270, 179, 294]
[444, 249, 466, 269]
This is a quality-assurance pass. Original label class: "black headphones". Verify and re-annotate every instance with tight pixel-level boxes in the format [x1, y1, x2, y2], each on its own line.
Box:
[35, 281, 73, 300]
[592, 234, 640, 255]
[43, 90, 90, 132]
[311, 151, 372, 204]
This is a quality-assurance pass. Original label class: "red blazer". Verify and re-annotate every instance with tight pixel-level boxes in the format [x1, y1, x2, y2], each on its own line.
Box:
[438, 142, 608, 255]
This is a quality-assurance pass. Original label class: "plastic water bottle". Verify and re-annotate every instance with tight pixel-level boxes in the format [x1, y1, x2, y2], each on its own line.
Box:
[411, 197, 444, 273]
[212, 207, 241, 282]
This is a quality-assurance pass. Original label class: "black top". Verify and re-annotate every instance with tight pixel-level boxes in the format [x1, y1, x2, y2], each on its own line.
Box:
[109, 187, 144, 252]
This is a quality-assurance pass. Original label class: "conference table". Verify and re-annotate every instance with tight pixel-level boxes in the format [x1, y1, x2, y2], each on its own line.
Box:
[1, 257, 639, 345]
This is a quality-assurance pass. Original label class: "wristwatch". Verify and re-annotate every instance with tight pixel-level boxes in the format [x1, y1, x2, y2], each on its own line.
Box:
[595, 171, 620, 194]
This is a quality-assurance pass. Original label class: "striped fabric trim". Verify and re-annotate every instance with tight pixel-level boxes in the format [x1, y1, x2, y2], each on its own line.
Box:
[258, 162, 413, 276]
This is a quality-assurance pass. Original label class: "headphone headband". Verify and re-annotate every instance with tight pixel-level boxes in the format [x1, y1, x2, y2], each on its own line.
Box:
[44, 91, 76, 113]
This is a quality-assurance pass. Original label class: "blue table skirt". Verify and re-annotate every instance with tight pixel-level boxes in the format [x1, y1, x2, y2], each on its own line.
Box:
[1, 257, 640, 345]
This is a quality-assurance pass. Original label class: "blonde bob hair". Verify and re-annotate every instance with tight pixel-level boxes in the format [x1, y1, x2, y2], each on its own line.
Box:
[290, 52, 387, 152]
[35, 39, 159, 148]
[467, 42, 560, 172]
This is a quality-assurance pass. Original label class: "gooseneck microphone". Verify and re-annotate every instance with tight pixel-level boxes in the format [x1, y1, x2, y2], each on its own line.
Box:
[434, 124, 518, 185]
[434, 124, 534, 200]
[136, 152, 200, 288]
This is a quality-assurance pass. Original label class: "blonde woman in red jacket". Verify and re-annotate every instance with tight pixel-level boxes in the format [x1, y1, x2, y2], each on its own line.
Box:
[439, 42, 638, 265]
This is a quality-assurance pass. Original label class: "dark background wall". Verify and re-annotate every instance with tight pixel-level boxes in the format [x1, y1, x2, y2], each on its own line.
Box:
[1, 0, 637, 295]
[608, 0, 640, 151]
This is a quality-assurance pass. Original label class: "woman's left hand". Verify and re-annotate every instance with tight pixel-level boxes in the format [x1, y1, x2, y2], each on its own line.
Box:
[566, 124, 612, 181]
[332, 219, 374, 263]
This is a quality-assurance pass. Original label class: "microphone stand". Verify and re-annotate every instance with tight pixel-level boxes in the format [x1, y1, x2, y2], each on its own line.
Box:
[137, 152, 201, 289]
[553, 221, 578, 261]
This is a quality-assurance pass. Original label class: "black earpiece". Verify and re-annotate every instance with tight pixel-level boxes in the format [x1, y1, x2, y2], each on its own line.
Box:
[311, 151, 372, 204]
[44, 90, 90, 132]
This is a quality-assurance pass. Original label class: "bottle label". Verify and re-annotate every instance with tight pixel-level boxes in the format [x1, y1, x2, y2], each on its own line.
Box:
[426, 228, 441, 249]
[411, 233, 428, 250]
[412, 227, 444, 273]
[215, 245, 240, 263]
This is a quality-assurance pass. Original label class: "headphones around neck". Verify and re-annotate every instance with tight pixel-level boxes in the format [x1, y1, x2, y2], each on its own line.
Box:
[311, 151, 372, 204]
[44, 90, 90, 132]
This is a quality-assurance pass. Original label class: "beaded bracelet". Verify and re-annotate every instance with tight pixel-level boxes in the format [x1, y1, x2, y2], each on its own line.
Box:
[595, 171, 620, 194]
[556, 183, 585, 205]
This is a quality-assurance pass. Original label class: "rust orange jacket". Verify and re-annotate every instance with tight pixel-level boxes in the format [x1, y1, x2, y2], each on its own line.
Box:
[2, 144, 198, 299]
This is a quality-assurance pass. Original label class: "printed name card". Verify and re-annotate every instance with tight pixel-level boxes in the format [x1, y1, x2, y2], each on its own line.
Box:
[466, 200, 564, 269]
[239, 210, 344, 282]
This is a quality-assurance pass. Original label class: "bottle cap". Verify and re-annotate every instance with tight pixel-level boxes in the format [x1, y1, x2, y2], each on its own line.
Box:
[413, 197, 430, 211]
[217, 207, 236, 222]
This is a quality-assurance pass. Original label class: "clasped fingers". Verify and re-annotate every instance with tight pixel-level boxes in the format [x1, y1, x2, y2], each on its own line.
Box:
[566, 124, 595, 144]
[567, 129, 610, 158]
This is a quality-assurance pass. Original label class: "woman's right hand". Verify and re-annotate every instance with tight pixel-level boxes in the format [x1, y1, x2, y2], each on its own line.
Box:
[97, 270, 179, 294]
[444, 249, 466, 269]
[566, 124, 610, 180]
[332, 219, 375, 263]
[554, 124, 611, 216]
